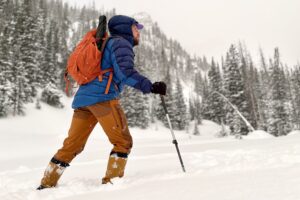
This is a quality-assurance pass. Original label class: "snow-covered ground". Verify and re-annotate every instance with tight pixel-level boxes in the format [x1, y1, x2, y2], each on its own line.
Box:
[1, 98, 300, 200]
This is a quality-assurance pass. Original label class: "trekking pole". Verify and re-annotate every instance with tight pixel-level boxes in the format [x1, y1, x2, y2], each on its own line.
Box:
[160, 95, 186, 173]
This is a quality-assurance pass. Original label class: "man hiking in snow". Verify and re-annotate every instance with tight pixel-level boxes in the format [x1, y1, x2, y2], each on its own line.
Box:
[37, 15, 167, 190]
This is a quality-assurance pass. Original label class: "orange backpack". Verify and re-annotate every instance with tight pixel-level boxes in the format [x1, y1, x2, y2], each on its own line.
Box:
[64, 29, 113, 96]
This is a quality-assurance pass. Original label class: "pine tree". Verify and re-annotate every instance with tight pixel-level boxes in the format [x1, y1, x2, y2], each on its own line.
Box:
[284, 69, 296, 131]
[193, 120, 200, 136]
[122, 88, 150, 129]
[42, 20, 58, 85]
[134, 91, 150, 129]
[7, 2, 28, 116]
[0, 0, 5, 33]
[40, 82, 64, 108]
[290, 65, 300, 129]
[0, 10, 14, 117]
[185, 56, 193, 76]
[194, 71, 203, 95]
[78, 6, 89, 36]
[0, 67, 8, 117]
[58, 2, 71, 91]
[35, 0, 47, 85]
[21, 0, 40, 100]
[256, 49, 270, 130]
[120, 87, 137, 127]
[238, 44, 258, 129]
[200, 76, 210, 120]
[207, 59, 225, 124]
[35, 97, 41, 110]
[223, 44, 250, 136]
[267, 48, 289, 136]
[173, 77, 188, 130]
[0, 0, 12, 34]
[194, 96, 202, 125]
[188, 95, 195, 121]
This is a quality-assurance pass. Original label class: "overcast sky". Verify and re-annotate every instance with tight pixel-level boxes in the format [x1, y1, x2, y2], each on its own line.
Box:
[63, 0, 300, 66]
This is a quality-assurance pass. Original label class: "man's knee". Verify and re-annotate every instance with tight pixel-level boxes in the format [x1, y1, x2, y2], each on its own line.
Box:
[123, 139, 133, 153]
[54, 144, 86, 163]
[112, 137, 133, 154]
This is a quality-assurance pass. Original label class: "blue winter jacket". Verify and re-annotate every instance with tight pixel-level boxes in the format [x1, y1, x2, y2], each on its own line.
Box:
[72, 15, 152, 109]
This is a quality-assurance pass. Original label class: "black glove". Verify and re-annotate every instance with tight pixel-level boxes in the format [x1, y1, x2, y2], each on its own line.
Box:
[151, 82, 167, 95]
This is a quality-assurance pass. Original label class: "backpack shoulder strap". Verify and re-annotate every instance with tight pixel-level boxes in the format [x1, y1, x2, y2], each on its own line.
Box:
[100, 36, 110, 52]
[98, 36, 120, 94]
[100, 36, 122, 52]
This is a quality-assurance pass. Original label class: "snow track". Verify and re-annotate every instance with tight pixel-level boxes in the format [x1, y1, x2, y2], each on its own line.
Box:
[1, 101, 300, 199]
[1, 133, 300, 200]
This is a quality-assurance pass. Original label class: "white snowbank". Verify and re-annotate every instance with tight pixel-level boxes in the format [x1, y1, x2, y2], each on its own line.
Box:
[197, 120, 223, 137]
[244, 130, 274, 139]
[287, 130, 300, 136]
[2, 97, 300, 200]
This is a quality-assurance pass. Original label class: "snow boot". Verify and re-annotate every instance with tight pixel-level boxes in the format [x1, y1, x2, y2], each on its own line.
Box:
[102, 152, 128, 184]
[37, 157, 69, 190]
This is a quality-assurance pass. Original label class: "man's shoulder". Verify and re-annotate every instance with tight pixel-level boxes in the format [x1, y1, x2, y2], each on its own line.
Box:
[108, 36, 132, 51]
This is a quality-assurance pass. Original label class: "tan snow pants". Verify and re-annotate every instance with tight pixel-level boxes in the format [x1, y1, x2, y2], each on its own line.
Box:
[54, 99, 132, 163]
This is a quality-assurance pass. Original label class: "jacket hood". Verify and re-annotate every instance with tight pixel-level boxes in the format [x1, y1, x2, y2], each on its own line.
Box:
[108, 15, 138, 46]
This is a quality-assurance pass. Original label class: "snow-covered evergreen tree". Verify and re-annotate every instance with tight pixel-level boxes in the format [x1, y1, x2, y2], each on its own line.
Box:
[188, 95, 195, 121]
[290, 65, 300, 129]
[194, 71, 203, 96]
[173, 77, 188, 130]
[42, 20, 59, 85]
[256, 49, 270, 130]
[284, 69, 296, 130]
[200, 76, 210, 120]
[120, 87, 136, 127]
[21, 0, 40, 99]
[267, 48, 289, 136]
[223, 44, 250, 136]
[35, 97, 41, 110]
[57, 2, 71, 91]
[7, 3, 29, 116]
[194, 96, 202, 125]
[0, 8, 14, 117]
[134, 91, 150, 129]
[238, 43, 258, 129]
[206, 59, 225, 124]
[193, 120, 200, 136]
[35, 0, 47, 86]
[41, 83, 64, 108]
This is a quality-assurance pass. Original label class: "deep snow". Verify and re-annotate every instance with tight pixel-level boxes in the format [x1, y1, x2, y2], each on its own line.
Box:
[1, 98, 300, 200]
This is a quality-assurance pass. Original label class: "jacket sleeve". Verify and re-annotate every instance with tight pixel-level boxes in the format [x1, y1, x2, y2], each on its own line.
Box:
[110, 38, 152, 94]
